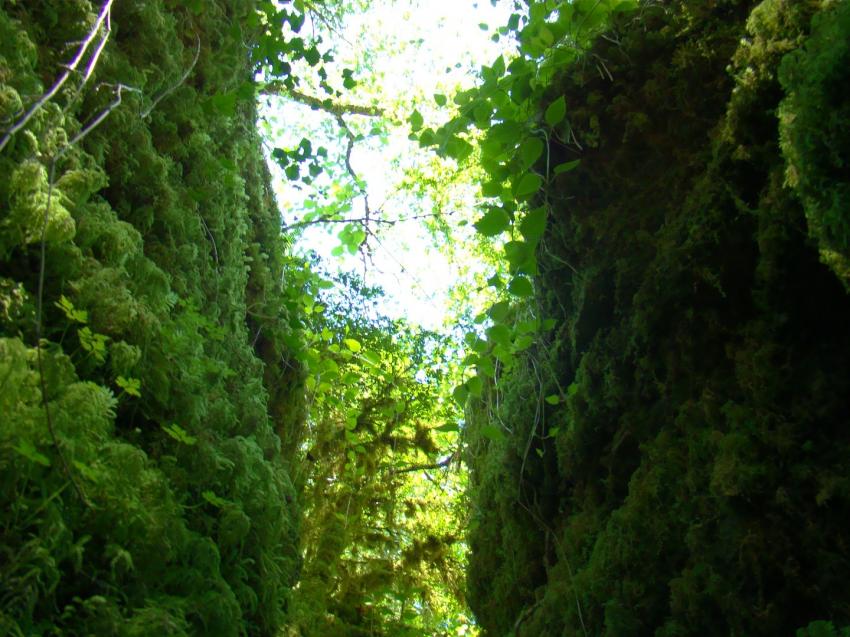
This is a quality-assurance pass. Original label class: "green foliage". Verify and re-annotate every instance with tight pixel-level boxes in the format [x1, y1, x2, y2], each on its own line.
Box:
[0, 0, 309, 633]
[779, 0, 850, 288]
[462, 1, 850, 635]
[283, 267, 473, 636]
[417, 0, 640, 407]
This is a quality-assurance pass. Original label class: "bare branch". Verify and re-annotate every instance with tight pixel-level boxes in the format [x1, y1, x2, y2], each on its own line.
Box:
[141, 34, 201, 118]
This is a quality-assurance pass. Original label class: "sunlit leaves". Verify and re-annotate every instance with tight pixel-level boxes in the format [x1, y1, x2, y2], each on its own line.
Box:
[343, 338, 362, 352]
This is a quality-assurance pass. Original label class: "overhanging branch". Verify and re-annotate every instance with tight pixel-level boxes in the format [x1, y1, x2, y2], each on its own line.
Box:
[263, 83, 384, 118]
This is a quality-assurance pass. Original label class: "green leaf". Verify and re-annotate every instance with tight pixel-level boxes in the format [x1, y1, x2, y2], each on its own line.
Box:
[488, 301, 511, 322]
[480, 425, 506, 443]
[519, 206, 547, 243]
[554, 159, 580, 175]
[453, 384, 469, 407]
[409, 109, 424, 132]
[14, 439, 51, 467]
[519, 137, 544, 170]
[513, 172, 542, 198]
[116, 376, 141, 397]
[492, 55, 506, 78]
[504, 240, 532, 268]
[434, 93, 447, 106]
[445, 136, 474, 161]
[343, 338, 362, 352]
[434, 423, 459, 433]
[514, 334, 534, 351]
[481, 181, 503, 198]
[485, 324, 512, 346]
[545, 96, 567, 127]
[202, 490, 228, 508]
[162, 424, 197, 446]
[508, 276, 534, 297]
[474, 208, 511, 237]
[361, 351, 381, 366]
[467, 375, 484, 397]
[545, 394, 561, 405]
[56, 295, 87, 323]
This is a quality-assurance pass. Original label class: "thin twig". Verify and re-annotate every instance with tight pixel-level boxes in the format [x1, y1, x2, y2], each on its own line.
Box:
[141, 35, 201, 118]
[67, 83, 140, 148]
[198, 214, 219, 264]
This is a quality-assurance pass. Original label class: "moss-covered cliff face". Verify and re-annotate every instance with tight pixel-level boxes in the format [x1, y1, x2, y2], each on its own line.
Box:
[465, 1, 850, 635]
[1, 1, 303, 634]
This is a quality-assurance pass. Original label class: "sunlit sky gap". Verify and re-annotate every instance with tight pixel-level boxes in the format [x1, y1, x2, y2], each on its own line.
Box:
[263, 0, 515, 331]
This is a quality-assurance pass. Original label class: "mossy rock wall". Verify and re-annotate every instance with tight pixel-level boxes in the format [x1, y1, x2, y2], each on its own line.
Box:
[465, 1, 850, 635]
[1, 1, 303, 635]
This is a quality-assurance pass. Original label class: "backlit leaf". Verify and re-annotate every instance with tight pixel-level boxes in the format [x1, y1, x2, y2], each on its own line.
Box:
[474, 208, 510, 236]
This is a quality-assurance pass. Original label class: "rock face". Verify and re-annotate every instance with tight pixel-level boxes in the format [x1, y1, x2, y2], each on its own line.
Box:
[464, 2, 850, 635]
[0, 2, 303, 635]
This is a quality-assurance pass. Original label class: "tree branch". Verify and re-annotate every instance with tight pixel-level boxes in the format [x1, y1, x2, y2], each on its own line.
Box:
[263, 83, 384, 118]
[388, 455, 453, 476]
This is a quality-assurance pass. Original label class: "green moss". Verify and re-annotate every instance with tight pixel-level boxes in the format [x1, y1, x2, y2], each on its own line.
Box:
[0, 1, 304, 634]
[779, 0, 850, 288]
[466, 1, 850, 634]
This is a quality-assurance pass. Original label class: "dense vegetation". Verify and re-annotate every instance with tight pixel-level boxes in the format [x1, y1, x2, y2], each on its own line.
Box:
[2, 0, 849, 636]
[459, 1, 850, 635]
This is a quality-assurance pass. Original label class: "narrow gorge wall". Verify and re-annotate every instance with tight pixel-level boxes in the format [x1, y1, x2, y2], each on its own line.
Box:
[465, 1, 850, 635]
[1, 2, 303, 634]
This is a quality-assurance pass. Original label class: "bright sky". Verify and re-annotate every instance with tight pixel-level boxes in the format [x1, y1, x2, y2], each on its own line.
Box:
[263, 0, 515, 331]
